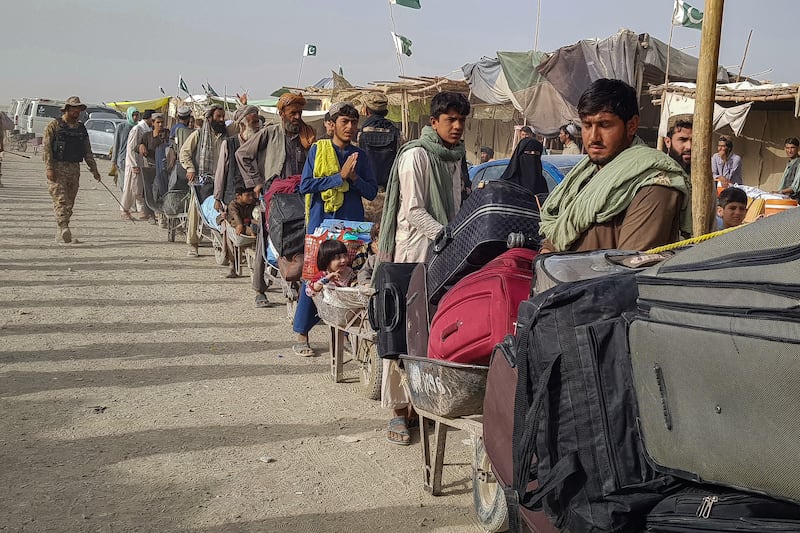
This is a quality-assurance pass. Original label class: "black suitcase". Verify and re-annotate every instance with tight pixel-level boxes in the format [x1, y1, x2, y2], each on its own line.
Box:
[405, 263, 435, 358]
[645, 485, 800, 532]
[268, 194, 305, 257]
[426, 179, 541, 305]
[368, 262, 417, 359]
[508, 270, 679, 533]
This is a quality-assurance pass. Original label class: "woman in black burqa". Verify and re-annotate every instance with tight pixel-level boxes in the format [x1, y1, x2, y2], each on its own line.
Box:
[499, 137, 548, 196]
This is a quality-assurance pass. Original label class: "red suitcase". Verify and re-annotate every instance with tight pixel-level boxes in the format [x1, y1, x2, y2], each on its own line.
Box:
[427, 248, 536, 365]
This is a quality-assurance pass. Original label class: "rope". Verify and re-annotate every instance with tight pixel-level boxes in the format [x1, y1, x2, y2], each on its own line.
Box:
[644, 224, 744, 254]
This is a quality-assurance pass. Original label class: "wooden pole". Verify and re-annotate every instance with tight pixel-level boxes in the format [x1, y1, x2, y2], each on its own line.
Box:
[736, 29, 753, 83]
[691, 0, 725, 236]
[533, 0, 542, 51]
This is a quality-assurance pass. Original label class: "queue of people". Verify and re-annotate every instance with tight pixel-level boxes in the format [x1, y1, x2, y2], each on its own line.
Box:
[39, 79, 795, 452]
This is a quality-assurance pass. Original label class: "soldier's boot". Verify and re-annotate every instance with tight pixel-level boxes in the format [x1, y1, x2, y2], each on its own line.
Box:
[59, 224, 72, 244]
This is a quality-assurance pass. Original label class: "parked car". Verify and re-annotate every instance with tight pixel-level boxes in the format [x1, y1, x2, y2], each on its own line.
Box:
[469, 154, 585, 191]
[80, 106, 123, 122]
[20, 98, 64, 138]
[85, 118, 126, 158]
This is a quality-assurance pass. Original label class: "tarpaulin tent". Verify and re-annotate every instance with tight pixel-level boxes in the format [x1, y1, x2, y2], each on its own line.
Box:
[495, 50, 578, 136]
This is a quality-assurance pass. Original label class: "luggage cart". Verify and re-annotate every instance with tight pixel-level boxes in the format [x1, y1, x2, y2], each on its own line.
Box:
[141, 168, 189, 242]
[400, 355, 508, 532]
[313, 286, 383, 400]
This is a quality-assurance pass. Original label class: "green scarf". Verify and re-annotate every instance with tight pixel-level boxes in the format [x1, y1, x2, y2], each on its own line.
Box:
[540, 137, 692, 252]
[377, 125, 465, 261]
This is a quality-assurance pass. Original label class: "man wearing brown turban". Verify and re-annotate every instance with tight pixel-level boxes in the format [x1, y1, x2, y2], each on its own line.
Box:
[236, 92, 317, 308]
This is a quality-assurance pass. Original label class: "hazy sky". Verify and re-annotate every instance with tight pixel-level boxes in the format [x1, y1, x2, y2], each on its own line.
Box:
[1, 0, 793, 107]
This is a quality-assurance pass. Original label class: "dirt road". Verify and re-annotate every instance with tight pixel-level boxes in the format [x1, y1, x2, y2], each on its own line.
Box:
[0, 154, 480, 532]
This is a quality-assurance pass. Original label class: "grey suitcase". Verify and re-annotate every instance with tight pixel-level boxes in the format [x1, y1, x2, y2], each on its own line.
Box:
[629, 207, 800, 503]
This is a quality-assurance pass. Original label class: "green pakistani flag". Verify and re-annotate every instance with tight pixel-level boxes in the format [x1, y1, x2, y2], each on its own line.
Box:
[673, 0, 703, 29]
[391, 32, 413, 57]
[179, 76, 190, 95]
[205, 82, 219, 97]
[303, 44, 317, 57]
[390, 0, 421, 8]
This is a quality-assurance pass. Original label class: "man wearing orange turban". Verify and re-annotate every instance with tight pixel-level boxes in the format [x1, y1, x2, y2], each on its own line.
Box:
[236, 92, 317, 308]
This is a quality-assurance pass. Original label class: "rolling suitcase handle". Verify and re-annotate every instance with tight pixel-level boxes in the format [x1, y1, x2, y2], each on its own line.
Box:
[384, 283, 402, 332]
[432, 227, 453, 253]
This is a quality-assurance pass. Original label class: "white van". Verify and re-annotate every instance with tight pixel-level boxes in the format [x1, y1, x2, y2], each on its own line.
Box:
[7, 98, 30, 134]
[20, 98, 65, 138]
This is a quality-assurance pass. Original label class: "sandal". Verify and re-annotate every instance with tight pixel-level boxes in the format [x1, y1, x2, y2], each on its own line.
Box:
[254, 293, 273, 308]
[120, 212, 133, 221]
[387, 416, 411, 446]
[292, 343, 314, 357]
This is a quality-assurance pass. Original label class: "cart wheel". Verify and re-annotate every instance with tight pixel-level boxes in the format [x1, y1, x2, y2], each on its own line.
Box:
[356, 339, 382, 401]
[17, 140, 28, 152]
[245, 248, 256, 282]
[473, 436, 509, 532]
[212, 232, 229, 266]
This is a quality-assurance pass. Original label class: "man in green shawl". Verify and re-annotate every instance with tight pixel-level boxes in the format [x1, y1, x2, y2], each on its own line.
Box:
[539, 79, 692, 253]
[377, 91, 470, 446]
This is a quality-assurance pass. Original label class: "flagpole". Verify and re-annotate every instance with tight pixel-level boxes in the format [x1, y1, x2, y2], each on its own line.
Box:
[388, 0, 405, 76]
[533, 0, 542, 51]
[736, 29, 753, 83]
[297, 55, 306, 88]
[657, 17, 676, 151]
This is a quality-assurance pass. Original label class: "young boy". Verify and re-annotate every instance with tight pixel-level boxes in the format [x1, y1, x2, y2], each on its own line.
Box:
[716, 187, 748, 230]
[221, 186, 258, 278]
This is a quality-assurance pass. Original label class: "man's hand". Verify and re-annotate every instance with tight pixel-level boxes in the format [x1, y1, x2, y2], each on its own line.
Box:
[716, 176, 730, 188]
[237, 93, 248, 105]
[93, 171, 101, 182]
[187, 171, 196, 183]
[340, 153, 359, 181]
[46, 169, 56, 182]
[138, 145, 147, 157]
[235, 224, 245, 235]
[254, 183, 264, 196]
[214, 199, 223, 212]
[133, 167, 141, 175]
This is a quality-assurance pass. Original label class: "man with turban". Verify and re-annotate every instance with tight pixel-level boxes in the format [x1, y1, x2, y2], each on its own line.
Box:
[236, 92, 317, 308]
[179, 104, 238, 256]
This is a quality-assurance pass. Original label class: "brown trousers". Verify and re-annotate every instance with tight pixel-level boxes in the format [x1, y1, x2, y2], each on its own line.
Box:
[48, 163, 81, 227]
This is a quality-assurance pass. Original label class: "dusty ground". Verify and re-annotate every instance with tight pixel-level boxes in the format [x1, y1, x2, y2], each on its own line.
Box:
[0, 154, 481, 532]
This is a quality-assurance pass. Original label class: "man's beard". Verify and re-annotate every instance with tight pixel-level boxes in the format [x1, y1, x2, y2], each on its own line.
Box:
[669, 146, 691, 173]
[284, 120, 301, 134]
[212, 121, 227, 134]
[241, 124, 259, 141]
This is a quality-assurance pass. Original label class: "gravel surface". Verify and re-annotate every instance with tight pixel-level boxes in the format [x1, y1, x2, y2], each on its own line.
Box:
[0, 153, 481, 532]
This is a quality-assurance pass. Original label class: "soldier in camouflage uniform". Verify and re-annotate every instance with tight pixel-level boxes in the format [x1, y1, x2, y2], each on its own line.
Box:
[43, 96, 102, 243]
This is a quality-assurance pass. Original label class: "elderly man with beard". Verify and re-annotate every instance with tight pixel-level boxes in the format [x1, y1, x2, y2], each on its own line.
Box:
[180, 104, 238, 256]
[236, 93, 316, 308]
[213, 105, 261, 212]
[664, 114, 692, 175]
[539, 78, 692, 253]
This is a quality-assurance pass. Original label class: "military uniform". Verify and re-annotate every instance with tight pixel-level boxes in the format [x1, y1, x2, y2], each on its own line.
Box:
[42, 96, 100, 243]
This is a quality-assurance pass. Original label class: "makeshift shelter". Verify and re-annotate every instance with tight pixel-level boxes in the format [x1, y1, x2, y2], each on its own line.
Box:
[107, 97, 170, 114]
[650, 82, 800, 189]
